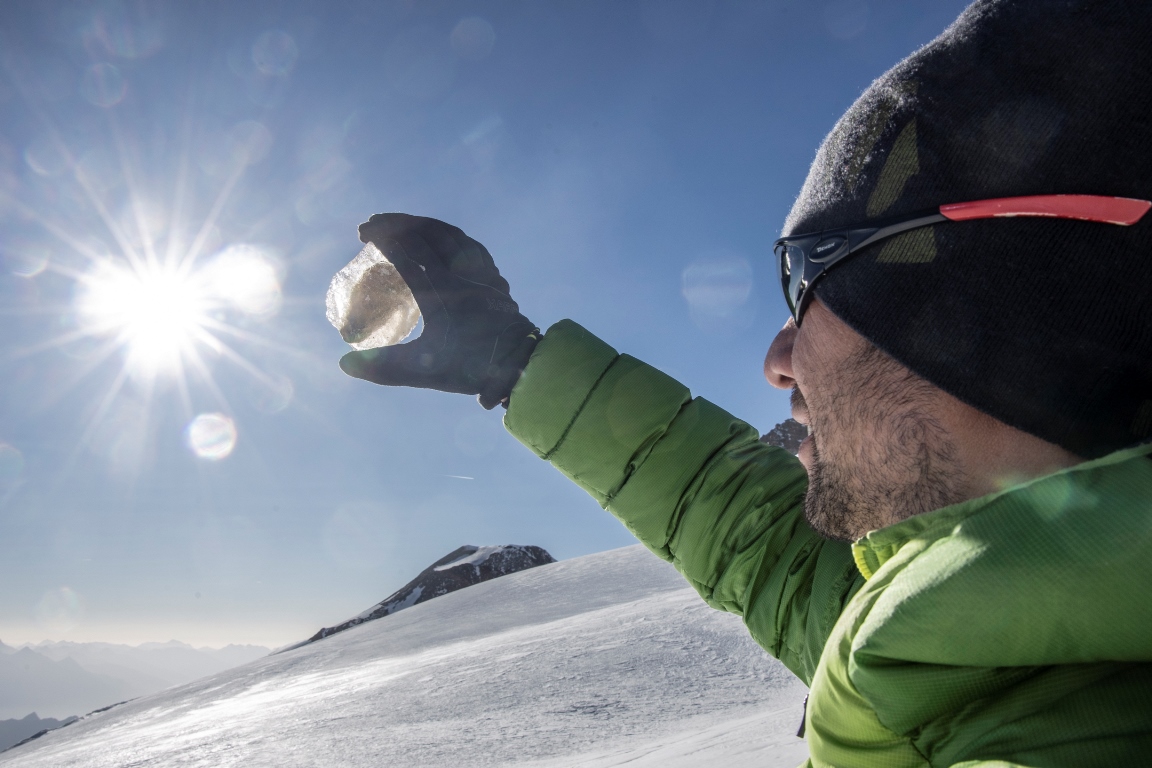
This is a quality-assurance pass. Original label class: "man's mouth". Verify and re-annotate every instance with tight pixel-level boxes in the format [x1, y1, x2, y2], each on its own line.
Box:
[790, 387, 814, 469]
[790, 387, 811, 429]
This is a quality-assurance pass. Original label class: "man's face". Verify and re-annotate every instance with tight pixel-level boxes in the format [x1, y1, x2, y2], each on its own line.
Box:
[764, 299, 966, 541]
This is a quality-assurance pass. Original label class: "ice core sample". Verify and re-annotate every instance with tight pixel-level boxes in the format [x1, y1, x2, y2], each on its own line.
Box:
[326, 242, 420, 350]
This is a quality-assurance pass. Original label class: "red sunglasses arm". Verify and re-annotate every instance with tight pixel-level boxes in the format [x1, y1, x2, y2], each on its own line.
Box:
[939, 195, 1152, 226]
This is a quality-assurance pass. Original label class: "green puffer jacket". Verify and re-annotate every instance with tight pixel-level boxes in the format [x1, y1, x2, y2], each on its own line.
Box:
[504, 320, 1152, 767]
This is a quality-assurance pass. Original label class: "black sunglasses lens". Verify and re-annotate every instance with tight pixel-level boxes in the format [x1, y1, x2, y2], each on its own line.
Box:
[776, 244, 794, 315]
[777, 244, 806, 319]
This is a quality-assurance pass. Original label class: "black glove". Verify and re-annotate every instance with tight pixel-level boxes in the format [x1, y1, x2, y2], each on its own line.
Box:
[338, 213, 539, 410]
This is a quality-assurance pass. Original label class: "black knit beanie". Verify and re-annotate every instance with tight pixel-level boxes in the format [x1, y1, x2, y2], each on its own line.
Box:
[785, 0, 1152, 459]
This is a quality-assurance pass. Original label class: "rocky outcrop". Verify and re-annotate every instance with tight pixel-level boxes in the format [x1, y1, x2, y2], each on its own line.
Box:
[302, 545, 556, 647]
[760, 418, 807, 454]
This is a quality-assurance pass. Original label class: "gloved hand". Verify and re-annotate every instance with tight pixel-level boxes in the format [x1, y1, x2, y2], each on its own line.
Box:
[338, 213, 540, 410]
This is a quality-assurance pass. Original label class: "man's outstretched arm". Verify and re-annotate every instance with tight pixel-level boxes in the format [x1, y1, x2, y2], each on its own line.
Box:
[504, 319, 863, 685]
[336, 213, 862, 685]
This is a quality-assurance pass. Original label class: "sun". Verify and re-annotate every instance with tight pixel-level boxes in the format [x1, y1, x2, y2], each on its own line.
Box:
[78, 260, 209, 374]
[73, 244, 283, 380]
[78, 259, 211, 375]
[9, 98, 294, 473]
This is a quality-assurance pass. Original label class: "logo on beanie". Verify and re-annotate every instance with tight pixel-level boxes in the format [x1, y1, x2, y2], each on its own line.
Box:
[867, 119, 919, 217]
[839, 79, 918, 194]
[865, 117, 938, 264]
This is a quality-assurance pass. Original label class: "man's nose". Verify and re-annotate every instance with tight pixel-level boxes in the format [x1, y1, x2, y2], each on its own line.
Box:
[764, 318, 798, 390]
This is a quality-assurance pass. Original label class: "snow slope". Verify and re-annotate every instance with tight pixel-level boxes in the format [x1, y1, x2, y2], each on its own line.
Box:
[0, 546, 809, 767]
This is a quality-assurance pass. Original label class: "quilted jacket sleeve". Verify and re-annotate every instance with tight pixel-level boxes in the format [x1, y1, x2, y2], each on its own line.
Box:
[503, 320, 863, 684]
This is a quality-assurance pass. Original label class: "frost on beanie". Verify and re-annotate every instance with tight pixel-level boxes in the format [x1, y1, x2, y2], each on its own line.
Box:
[784, 0, 1152, 459]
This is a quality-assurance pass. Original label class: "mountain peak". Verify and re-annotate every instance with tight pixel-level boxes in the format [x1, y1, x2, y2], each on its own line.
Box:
[136, 641, 194, 651]
[760, 419, 807, 454]
[298, 544, 556, 648]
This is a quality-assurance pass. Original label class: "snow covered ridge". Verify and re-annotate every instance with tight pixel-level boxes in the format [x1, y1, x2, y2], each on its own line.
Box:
[0, 546, 808, 767]
[292, 544, 556, 650]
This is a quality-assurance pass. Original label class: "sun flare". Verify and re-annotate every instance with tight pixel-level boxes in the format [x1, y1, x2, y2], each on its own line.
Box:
[75, 246, 282, 377]
[78, 260, 210, 374]
[8, 56, 301, 476]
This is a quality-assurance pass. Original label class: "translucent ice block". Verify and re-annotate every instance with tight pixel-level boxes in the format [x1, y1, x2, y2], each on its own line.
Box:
[326, 242, 420, 350]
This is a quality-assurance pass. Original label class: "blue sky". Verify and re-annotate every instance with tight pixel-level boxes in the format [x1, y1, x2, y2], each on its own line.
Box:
[0, 0, 972, 647]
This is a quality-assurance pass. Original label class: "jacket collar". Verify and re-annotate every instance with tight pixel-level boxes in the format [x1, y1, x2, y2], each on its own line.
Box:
[850, 442, 1152, 580]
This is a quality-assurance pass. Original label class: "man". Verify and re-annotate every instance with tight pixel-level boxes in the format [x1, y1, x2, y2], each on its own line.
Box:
[340, 0, 1152, 764]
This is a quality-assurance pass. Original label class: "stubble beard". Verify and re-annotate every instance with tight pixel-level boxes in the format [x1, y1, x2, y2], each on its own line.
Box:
[797, 344, 966, 542]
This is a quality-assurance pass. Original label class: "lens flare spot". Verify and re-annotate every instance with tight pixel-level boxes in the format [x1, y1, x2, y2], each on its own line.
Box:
[681, 253, 754, 332]
[0, 443, 25, 482]
[36, 587, 83, 634]
[186, 413, 237, 460]
[206, 244, 281, 317]
[249, 373, 294, 414]
[450, 17, 496, 60]
[4, 246, 49, 277]
[90, 5, 164, 59]
[252, 30, 298, 75]
[227, 120, 273, 166]
[81, 63, 127, 107]
[23, 137, 72, 177]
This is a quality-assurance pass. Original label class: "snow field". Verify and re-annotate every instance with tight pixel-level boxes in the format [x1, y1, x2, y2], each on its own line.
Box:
[0, 546, 809, 767]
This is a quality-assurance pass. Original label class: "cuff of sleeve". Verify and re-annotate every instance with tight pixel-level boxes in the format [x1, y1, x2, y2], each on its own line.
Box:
[503, 320, 619, 459]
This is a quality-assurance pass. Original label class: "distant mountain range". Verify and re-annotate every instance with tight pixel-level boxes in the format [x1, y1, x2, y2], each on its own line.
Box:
[0, 714, 76, 755]
[0, 639, 269, 722]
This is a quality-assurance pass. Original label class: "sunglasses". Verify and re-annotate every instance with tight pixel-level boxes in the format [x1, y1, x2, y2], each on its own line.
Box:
[775, 194, 1152, 324]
